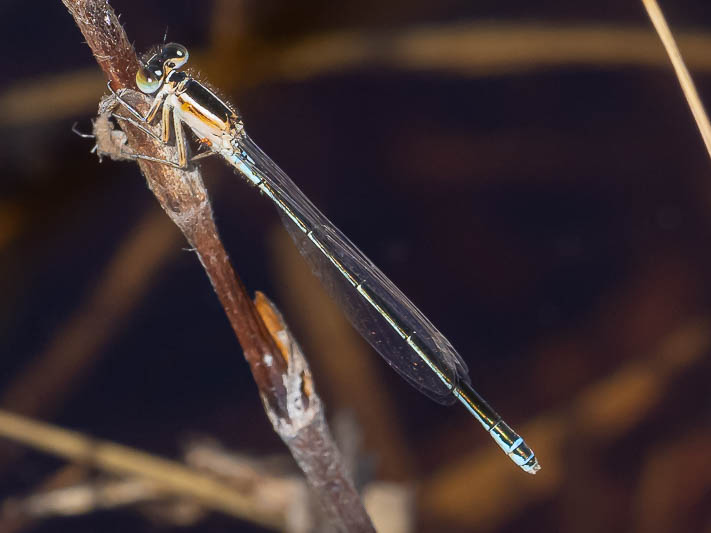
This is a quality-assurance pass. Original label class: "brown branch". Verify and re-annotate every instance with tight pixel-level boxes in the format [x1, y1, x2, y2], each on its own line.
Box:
[62, 0, 289, 419]
[61, 0, 373, 530]
[254, 294, 375, 532]
[61, 0, 135, 89]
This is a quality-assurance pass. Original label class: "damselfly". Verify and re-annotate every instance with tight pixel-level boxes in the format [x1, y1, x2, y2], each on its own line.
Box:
[108, 42, 540, 474]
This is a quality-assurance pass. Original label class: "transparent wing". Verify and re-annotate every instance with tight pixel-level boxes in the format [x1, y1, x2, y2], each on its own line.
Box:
[232, 135, 471, 404]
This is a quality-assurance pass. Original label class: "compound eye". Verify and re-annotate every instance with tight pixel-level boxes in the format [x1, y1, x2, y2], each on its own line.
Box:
[162, 42, 189, 69]
[136, 62, 164, 94]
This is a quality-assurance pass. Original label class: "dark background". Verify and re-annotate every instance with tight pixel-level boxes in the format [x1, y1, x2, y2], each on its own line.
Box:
[0, 1, 709, 531]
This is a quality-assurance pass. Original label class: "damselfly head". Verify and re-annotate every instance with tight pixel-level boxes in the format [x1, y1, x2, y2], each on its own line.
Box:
[136, 42, 189, 94]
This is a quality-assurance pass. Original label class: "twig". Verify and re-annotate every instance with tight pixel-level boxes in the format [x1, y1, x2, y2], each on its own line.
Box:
[4, 477, 208, 528]
[254, 293, 376, 532]
[61, 0, 373, 530]
[1, 436, 411, 532]
[62, 0, 291, 438]
[0, 408, 283, 528]
[642, 0, 711, 160]
[3, 478, 162, 519]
